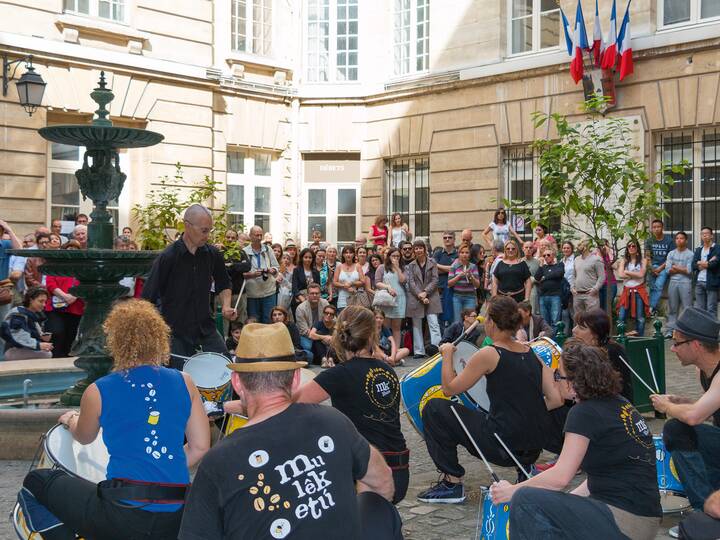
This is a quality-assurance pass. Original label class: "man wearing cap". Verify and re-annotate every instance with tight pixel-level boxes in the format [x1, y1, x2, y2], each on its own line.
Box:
[179, 323, 403, 540]
[651, 307, 720, 525]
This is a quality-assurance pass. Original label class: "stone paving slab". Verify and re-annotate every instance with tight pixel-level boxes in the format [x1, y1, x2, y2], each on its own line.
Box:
[0, 342, 702, 538]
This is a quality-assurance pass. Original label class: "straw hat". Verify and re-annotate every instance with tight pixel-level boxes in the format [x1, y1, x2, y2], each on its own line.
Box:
[228, 323, 308, 372]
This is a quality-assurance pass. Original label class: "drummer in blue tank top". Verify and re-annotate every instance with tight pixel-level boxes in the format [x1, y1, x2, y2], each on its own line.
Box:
[417, 295, 564, 504]
[22, 299, 210, 540]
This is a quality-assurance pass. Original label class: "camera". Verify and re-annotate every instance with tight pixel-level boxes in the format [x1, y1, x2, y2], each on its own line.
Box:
[261, 269, 270, 281]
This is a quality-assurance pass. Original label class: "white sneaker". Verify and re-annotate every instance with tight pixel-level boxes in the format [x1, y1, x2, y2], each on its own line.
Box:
[668, 525, 679, 538]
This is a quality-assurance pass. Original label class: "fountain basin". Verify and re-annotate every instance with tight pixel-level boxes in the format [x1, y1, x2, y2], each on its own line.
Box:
[0, 358, 81, 400]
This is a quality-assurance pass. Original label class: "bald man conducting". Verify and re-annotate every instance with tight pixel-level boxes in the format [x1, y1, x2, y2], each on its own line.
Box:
[142, 204, 236, 368]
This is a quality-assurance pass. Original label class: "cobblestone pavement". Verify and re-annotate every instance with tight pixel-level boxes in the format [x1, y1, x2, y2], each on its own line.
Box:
[0, 342, 704, 539]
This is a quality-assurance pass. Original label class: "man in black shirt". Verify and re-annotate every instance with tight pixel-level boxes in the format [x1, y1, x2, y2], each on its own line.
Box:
[179, 323, 402, 540]
[142, 204, 235, 368]
[399, 240, 414, 269]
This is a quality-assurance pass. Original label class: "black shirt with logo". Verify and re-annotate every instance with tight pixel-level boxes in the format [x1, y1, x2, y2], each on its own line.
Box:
[314, 357, 407, 453]
[179, 404, 370, 540]
[564, 396, 661, 518]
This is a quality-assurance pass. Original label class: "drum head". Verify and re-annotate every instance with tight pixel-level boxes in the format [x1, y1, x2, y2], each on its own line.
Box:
[529, 337, 562, 369]
[45, 424, 109, 483]
[452, 341, 490, 411]
[183, 352, 231, 389]
[660, 491, 692, 514]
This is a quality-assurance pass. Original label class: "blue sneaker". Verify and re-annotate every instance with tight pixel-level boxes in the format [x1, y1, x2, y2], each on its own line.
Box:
[417, 478, 465, 504]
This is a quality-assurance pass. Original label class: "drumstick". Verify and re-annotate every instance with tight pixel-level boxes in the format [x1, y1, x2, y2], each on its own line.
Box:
[646, 348, 660, 393]
[493, 433, 531, 480]
[452, 315, 486, 346]
[450, 405, 499, 482]
[618, 355, 657, 395]
[232, 280, 247, 312]
[170, 353, 192, 360]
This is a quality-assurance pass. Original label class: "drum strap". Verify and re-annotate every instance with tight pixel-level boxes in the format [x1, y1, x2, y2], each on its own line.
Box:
[381, 449, 410, 470]
[97, 478, 189, 505]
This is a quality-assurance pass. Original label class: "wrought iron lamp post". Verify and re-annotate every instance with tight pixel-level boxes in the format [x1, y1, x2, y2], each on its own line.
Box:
[2, 55, 46, 116]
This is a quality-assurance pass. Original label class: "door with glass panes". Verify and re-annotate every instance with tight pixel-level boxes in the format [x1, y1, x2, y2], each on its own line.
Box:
[303, 185, 360, 249]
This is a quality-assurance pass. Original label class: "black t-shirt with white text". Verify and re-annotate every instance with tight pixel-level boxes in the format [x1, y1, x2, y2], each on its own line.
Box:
[179, 404, 370, 540]
[314, 357, 407, 453]
[564, 396, 661, 518]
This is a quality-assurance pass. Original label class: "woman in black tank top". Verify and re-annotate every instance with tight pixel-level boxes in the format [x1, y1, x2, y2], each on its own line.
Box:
[417, 296, 563, 504]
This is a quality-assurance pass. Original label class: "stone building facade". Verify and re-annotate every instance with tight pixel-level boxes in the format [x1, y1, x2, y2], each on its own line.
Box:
[0, 0, 718, 247]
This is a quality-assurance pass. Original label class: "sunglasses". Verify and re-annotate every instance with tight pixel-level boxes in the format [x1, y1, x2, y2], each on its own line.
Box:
[553, 369, 569, 382]
[505, 247, 516, 251]
[543, 253, 553, 258]
[443, 236, 454, 240]
[402, 247, 412, 251]
[324, 312, 336, 317]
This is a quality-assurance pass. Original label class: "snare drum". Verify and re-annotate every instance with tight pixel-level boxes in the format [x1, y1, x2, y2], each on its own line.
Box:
[400, 341, 488, 435]
[529, 337, 562, 369]
[480, 487, 510, 540]
[183, 352, 233, 403]
[13, 424, 108, 539]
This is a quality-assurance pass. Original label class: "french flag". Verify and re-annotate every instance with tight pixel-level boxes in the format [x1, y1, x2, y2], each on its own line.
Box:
[561, 7, 573, 56]
[592, 0, 605, 66]
[617, 1, 634, 80]
[570, 1, 589, 84]
[601, 0, 618, 70]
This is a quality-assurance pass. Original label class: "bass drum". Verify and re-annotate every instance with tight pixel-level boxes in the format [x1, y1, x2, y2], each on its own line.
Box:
[183, 352, 233, 404]
[401, 341, 489, 436]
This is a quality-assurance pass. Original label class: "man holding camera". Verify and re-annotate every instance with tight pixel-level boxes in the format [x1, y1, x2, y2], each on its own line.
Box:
[243, 225, 280, 323]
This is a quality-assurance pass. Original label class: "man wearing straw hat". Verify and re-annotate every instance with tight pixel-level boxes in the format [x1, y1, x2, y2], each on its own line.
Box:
[179, 323, 403, 540]
[651, 307, 720, 535]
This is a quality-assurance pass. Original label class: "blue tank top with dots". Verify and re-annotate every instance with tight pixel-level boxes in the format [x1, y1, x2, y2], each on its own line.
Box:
[95, 365, 191, 512]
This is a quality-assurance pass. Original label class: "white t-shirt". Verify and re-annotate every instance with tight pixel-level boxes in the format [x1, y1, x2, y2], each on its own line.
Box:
[489, 222, 510, 245]
[624, 260, 643, 288]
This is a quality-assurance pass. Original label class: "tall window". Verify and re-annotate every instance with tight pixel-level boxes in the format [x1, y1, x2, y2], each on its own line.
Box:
[305, 186, 359, 248]
[385, 157, 429, 239]
[49, 143, 124, 233]
[63, 0, 125, 22]
[503, 146, 560, 238]
[657, 129, 720, 245]
[231, 0, 273, 56]
[393, 0, 429, 76]
[306, 0, 358, 82]
[660, 0, 720, 27]
[508, 0, 560, 55]
[226, 149, 275, 231]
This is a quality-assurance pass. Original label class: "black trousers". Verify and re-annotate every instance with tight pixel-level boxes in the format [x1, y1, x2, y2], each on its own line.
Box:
[46, 311, 81, 358]
[679, 511, 720, 540]
[422, 398, 540, 478]
[357, 491, 404, 540]
[543, 403, 572, 455]
[169, 330, 229, 370]
[23, 469, 182, 540]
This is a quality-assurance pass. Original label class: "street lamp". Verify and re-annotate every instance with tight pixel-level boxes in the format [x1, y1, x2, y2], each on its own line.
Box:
[3, 55, 47, 116]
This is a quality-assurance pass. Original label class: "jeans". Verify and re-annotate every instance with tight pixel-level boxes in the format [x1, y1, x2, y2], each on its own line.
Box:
[648, 265, 669, 310]
[0, 302, 9, 359]
[300, 335, 313, 361]
[411, 314, 441, 356]
[452, 293, 476, 325]
[357, 491, 404, 540]
[667, 280, 692, 332]
[23, 469, 183, 540]
[599, 283, 618, 313]
[618, 292, 646, 336]
[694, 282, 719, 319]
[539, 295, 561, 330]
[663, 420, 720, 510]
[169, 330, 228, 370]
[509, 487, 633, 540]
[246, 293, 277, 323]
[439, 286, 454, 328]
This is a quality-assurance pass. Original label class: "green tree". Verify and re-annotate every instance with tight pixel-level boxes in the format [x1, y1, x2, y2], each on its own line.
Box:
[132, 163, 243, 259]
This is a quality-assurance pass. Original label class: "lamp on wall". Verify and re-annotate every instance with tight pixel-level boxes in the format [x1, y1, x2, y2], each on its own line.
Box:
[3, 55, 47, 116]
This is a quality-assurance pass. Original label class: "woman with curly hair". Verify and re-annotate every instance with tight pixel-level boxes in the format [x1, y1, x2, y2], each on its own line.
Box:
[22, 299, 210, 540]
[294, 305, 409, 503]
[491, 341, 661, 540]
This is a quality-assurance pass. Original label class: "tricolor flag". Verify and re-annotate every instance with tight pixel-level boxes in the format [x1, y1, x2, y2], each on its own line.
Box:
[601, 0, 618, 70]
[592, 0, 605, 66]
[560, 7, 573, 56]
[617, 1, 634, 80]
[570, 1, 589, 84]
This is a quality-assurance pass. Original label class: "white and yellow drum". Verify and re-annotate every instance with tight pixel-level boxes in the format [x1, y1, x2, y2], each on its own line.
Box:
[529, 336, 562, 369]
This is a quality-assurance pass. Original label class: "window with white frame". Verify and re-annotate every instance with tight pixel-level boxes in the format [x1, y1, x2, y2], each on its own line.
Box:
[304, 185, 359, 248]
[385, 157, 429, 239]
[48, 142, 125, 233]
[393, 0, 429, 76]
[660, 0, 720, 27]
[306, 0, 358, 82]
[63, 0, 125, 22]
[226, 149, 275, 232]
[231, 0, 273, 56]
[657, 128, 720, 246]
[508, 0, 560, 55]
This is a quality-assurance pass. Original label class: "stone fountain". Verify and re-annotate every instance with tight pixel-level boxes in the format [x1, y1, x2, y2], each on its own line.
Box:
[9, 72, 163, 406]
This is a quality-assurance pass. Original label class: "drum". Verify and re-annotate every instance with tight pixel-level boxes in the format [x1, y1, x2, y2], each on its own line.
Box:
[654, 435, 691, 513]
[13, 424, 108, 539]
[400, 341, 487, 435]
[529, 336, 562, 369]
[480, 487, 510, 540]
[183, 352, 233, 403]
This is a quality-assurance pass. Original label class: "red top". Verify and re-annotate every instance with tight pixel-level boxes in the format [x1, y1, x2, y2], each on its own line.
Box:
[45, 276, 85, 316]
[370, 224, 388, 246]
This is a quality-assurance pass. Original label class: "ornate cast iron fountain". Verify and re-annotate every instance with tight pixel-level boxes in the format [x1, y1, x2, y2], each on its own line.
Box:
[11, 73, 164, 405]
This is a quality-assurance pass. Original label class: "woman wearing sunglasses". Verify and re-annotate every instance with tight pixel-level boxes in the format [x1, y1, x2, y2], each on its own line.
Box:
[491, 241, 531, 302]
[491, 341, 661, 540]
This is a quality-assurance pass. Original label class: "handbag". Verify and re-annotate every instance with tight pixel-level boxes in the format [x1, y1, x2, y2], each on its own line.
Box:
[372, 289, 397, 308]
[347, 289, 371, 308]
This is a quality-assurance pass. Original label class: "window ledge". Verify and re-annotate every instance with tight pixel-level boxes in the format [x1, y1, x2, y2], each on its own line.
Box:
[226, 51, 293, 74]
[55, 13, 150, 54]
[657, 17, 720, 34]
